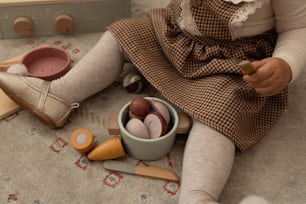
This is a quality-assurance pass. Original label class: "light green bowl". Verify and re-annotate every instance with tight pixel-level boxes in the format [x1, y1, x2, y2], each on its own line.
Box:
[118, 97, 179, 161]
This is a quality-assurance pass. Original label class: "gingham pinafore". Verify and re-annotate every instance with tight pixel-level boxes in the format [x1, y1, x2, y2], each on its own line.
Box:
[108, 0, 288, 151]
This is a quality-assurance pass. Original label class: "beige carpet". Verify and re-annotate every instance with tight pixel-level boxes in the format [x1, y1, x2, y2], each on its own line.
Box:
[1, 1, 306, 204]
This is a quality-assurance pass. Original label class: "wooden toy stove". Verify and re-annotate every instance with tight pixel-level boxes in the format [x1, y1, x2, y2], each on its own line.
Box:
[0, 0, 130, 38]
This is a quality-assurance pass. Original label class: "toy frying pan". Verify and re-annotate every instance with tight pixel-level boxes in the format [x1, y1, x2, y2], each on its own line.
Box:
[22, 46, 71, 80]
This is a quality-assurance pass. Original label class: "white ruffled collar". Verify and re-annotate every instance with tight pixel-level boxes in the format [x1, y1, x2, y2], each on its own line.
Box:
[230, 0, 268, 26]
[223, 0, 255, 4]
[228, 0, 269, 39]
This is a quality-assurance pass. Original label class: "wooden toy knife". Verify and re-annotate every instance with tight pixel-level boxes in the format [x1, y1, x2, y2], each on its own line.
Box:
[103, 160, 179, 182]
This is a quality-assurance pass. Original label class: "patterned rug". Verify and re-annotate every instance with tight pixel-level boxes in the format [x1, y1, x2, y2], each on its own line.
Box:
[0, 32, 186, 204]
[1, 1, 306, 204]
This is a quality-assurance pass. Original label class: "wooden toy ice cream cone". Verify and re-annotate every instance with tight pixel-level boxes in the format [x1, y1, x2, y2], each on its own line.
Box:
[87, 136, 125, 161]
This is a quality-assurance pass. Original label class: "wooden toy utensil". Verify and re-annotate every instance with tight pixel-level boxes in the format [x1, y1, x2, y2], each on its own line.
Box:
[104, 160, 179, 182]
[0, 44, 50, 72]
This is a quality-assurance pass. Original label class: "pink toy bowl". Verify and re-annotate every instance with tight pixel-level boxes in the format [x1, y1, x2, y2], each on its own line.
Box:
[22, 46, 71, 80]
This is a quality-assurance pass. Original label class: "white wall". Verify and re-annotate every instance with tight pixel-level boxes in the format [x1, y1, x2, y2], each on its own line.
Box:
[131, 0, 171, 17]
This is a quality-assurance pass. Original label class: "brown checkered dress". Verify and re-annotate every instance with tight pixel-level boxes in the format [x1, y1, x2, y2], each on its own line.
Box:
[108, 0, 288, 152]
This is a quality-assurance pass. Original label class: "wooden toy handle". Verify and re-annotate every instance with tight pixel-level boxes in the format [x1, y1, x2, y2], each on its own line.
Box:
[0, 44, 50, 72]
[135, 165, 179, 182]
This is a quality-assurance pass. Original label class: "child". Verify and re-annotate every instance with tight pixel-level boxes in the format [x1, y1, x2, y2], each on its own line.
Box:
[0, 0, 305, 203]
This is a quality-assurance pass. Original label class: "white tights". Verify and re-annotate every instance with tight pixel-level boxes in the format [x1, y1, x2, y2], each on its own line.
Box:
[179, 120, 235, 204]
[28, 31, 125, 103]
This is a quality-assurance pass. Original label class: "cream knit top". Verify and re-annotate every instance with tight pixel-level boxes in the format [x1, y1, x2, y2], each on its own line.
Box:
[226, 0, 306, 83]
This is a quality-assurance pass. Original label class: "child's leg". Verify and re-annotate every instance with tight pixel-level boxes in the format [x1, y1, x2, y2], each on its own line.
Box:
[0, 31, 125, 127]
[179, 120, 235, 204]
[28, 30, 124, 103]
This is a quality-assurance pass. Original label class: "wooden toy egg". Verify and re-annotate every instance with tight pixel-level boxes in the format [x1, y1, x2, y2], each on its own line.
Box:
[129, 97, 151, 120]
[149, 99, 170, 124]
[125, 118, 150, 139]
[144, 112, 168, 139]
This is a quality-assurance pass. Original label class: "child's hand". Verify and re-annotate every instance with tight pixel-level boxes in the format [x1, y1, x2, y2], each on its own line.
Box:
[242, 57, 292, 96]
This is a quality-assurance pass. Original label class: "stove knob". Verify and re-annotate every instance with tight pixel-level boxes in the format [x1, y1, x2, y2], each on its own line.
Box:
[13, 16, 34, 36]
[55, 14, 74, 34]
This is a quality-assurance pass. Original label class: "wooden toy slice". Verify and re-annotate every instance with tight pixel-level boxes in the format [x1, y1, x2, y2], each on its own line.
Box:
[125, 118, 150, 139]
[149, 99, 170, 124]
[70, 128, 95, 154]
[144, 112, 168, 138]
